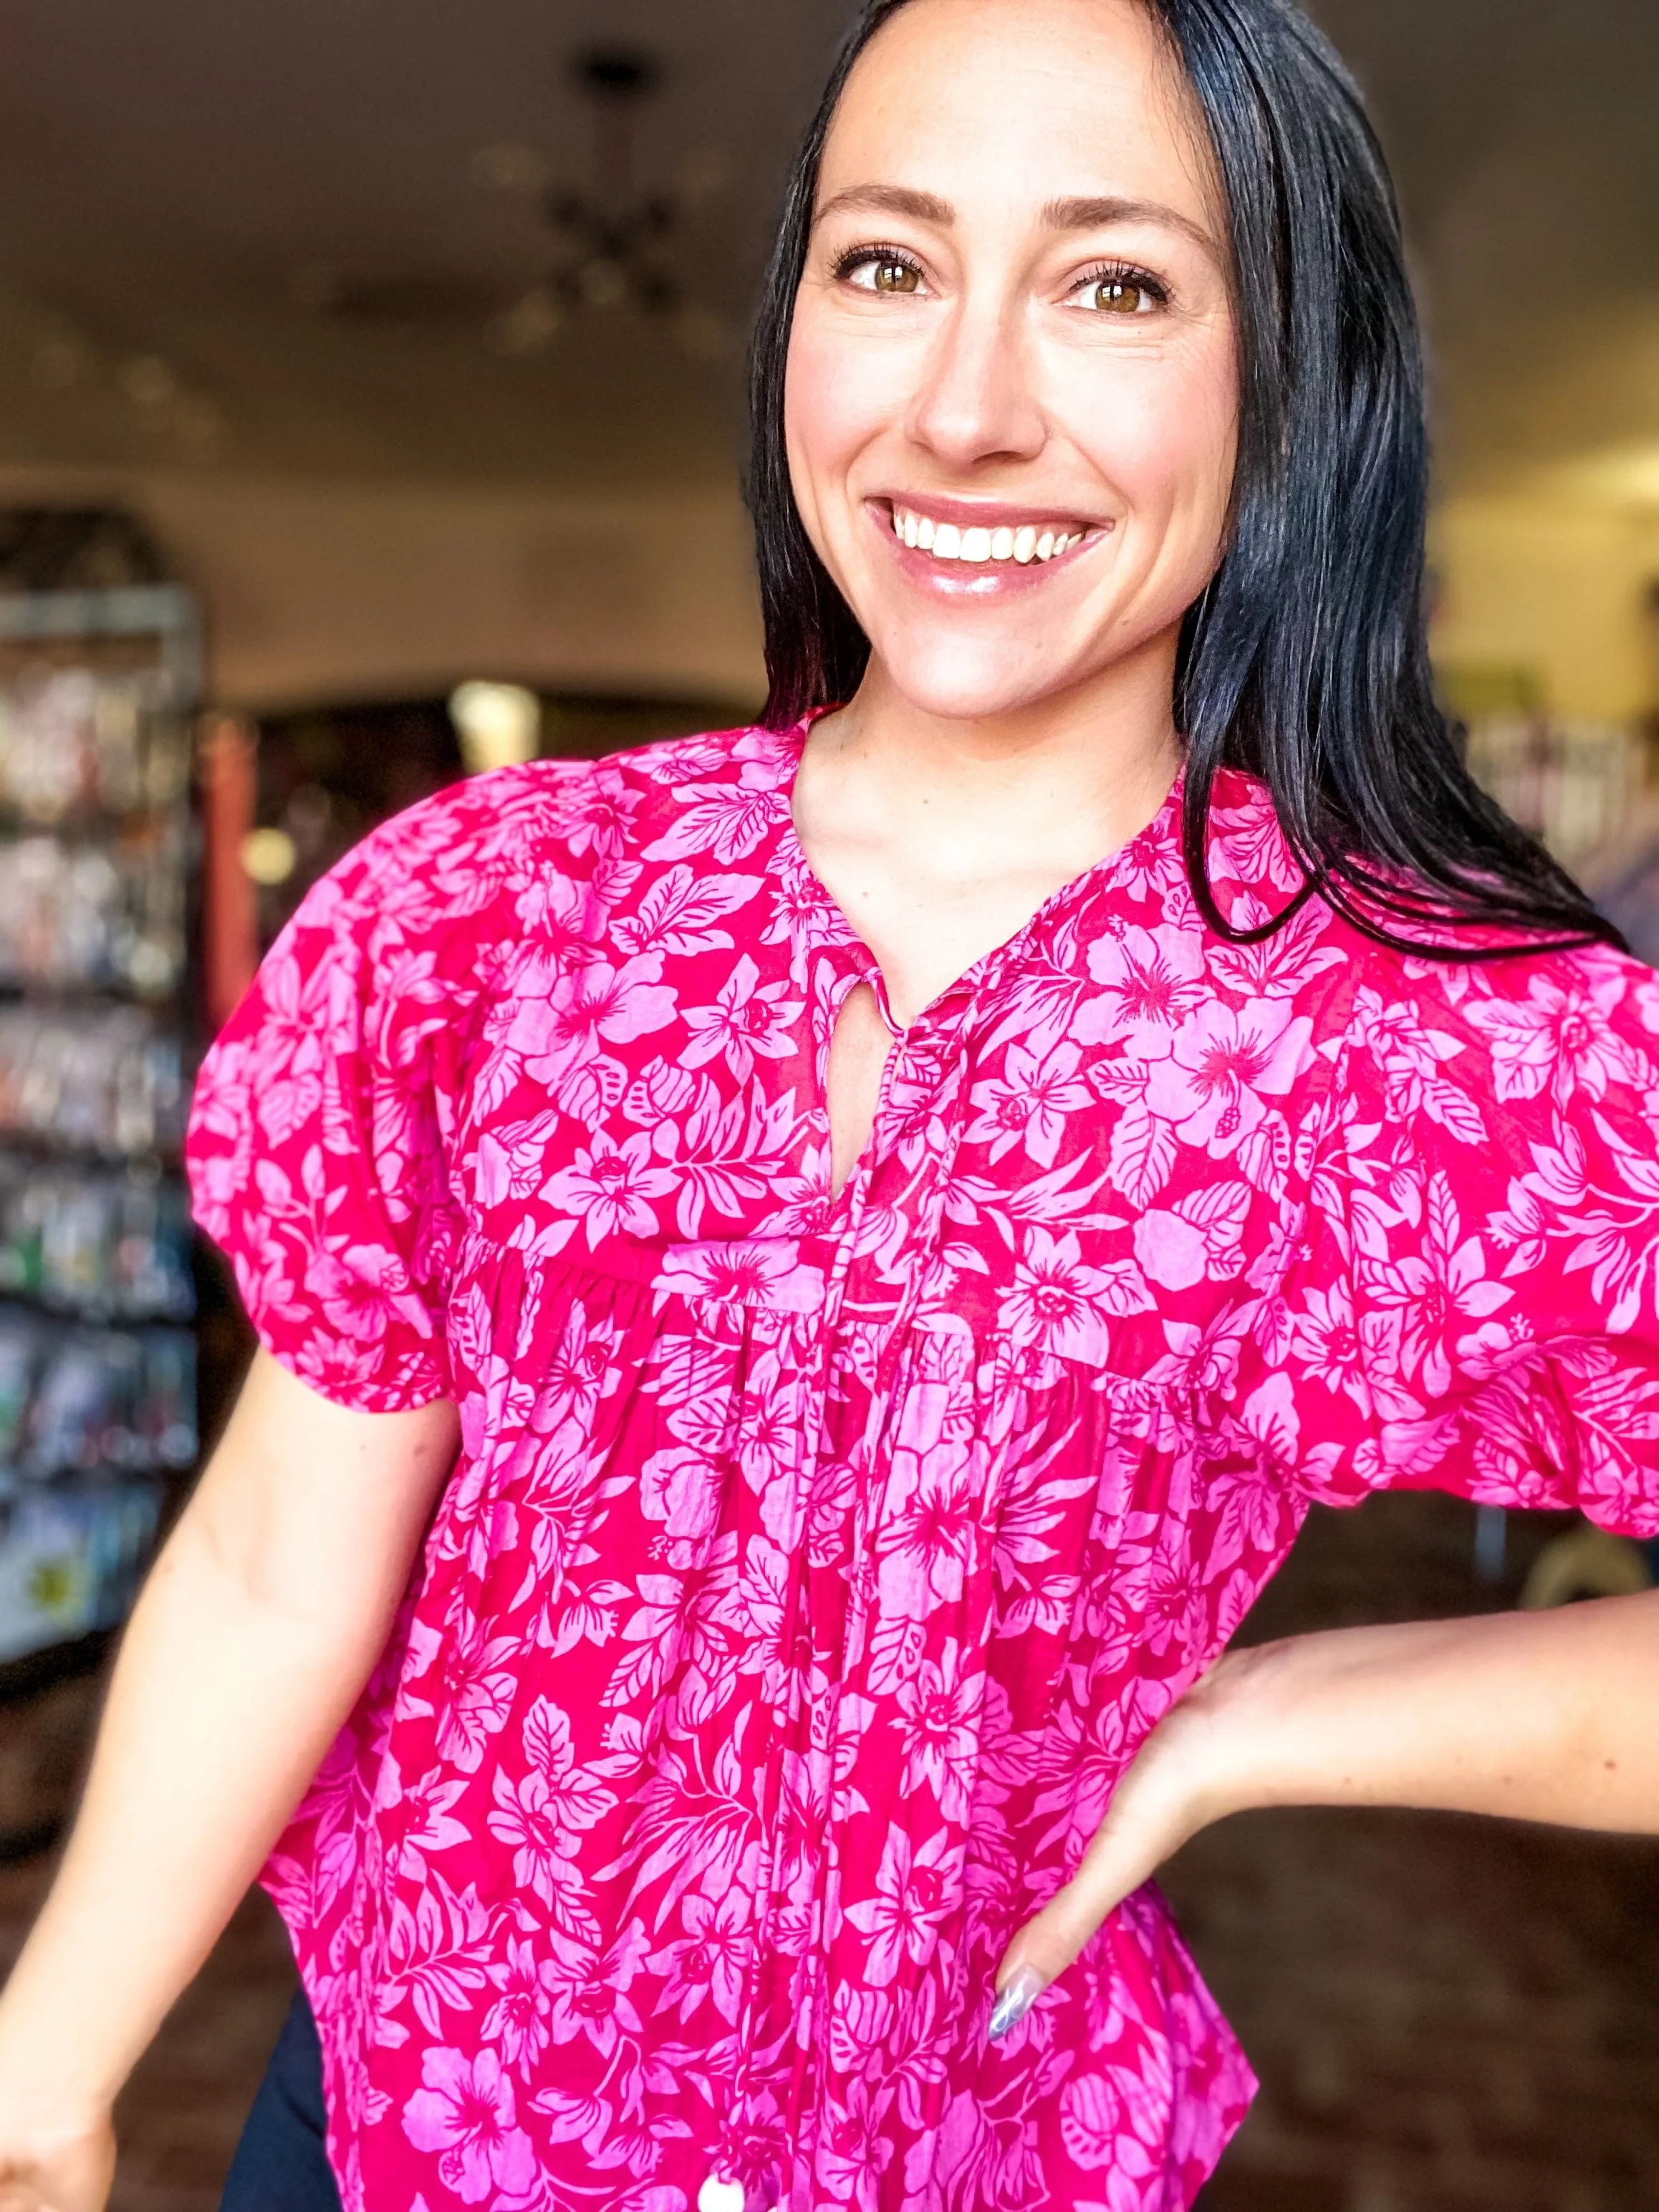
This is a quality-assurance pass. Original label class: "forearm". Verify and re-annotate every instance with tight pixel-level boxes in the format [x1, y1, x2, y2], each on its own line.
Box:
[0, 1514, 389, 2122]
[0, 1355, 456, 2135]
[994, 1587, 1659, 2021]
[1202, 1588, 1659, 1834]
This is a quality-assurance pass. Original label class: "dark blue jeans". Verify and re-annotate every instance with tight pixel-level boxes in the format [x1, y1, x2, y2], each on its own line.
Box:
[219, 1989, 342, 2212]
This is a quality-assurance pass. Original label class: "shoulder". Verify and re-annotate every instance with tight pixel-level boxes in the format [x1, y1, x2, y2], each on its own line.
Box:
[288, 720, 787, 951]
[1345, 934, 1659, 1112]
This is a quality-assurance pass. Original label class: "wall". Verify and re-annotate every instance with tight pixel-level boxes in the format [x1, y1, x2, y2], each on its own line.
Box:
[1430, 483, 1659, 723]
[0, 466, 767, 715]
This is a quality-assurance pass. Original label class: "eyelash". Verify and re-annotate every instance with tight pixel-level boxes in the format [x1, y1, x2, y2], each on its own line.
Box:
[830, 244, 1172, 312]
[832, 244, 926, 287]
[1073, 259, 1170, 313]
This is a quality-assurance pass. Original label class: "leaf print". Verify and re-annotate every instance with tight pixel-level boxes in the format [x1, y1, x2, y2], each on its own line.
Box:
[386, 1875, 498, 2040]
[1107, 1100, 1179, 1209]
[614, 863, 763, 958]
[867, 1614, 926, 1695]
[641, 769, 784, 864]
[1061, 2072, 1121, 2170]
[183, 736, 1659, 2210]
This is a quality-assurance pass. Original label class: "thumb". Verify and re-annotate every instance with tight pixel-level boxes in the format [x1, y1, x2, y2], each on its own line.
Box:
[986, 1796, 1188, 2042]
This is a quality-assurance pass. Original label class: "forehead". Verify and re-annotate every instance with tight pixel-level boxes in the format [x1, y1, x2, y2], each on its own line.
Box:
[820, 0, 1218, 225]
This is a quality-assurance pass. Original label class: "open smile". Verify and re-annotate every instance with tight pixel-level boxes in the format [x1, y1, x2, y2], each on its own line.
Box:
[870, 495, 1110, 587]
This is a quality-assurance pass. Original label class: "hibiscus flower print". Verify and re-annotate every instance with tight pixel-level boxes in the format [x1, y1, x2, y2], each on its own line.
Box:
[681, 953, 804, 1083]
[542, 1130, 676, 1247]
[1143, 997, 1313, 1154]
[996, 1226, 1153, 1364]
[844, 1822, 963, 1986]
[648, 1887, 752, 2024]
[1466, 958, 1637, 1105]
[965, 1041, 1092, 1166]
[401, 2047, 537, 2204]
[895, 1640, 984, 1819]
[481, 1937, 558, 2071]
[184, 728, 1659, 2212]
[1077, 920, 1207, 1055]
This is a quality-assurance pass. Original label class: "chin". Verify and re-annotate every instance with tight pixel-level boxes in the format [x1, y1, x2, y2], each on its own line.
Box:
[870, 631, 1070, 725]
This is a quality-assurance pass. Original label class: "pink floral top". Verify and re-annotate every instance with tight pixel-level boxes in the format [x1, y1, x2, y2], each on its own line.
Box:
[188, 720, 1659, 2212]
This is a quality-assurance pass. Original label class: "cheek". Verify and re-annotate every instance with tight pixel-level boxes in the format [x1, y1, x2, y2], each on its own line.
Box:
[1059, 342, 1237, 531]
[784, 308, 913, 531]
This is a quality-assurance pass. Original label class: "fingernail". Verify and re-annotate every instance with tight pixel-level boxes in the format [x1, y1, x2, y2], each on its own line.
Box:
[987, 1966, 1044, 2042]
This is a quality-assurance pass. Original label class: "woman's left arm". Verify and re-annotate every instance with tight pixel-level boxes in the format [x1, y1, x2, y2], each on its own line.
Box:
[990, 1590, 1659, 2034]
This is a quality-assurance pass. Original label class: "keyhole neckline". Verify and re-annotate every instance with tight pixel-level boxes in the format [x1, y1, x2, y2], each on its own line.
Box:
[775, 709, 1188, 1037]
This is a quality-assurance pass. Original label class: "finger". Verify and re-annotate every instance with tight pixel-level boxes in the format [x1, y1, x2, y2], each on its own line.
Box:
[986, 1807, 1175, 2041]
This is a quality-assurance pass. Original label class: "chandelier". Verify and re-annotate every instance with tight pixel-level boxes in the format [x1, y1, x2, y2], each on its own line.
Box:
[477, 47, 728, 359]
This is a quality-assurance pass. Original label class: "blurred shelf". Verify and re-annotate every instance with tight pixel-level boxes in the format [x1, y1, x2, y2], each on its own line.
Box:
[0, 1282, 193, 1328]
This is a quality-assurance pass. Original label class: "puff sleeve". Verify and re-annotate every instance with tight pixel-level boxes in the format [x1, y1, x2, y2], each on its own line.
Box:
[186, 810, 473, 1413]
[1256, 940, 1659, 1535]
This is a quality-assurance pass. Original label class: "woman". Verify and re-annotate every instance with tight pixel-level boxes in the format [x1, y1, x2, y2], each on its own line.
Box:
[1, 0, 1655, 2206]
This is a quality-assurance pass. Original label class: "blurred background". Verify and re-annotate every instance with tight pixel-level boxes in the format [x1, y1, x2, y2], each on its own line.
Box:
[0, 2, 1652, 2207]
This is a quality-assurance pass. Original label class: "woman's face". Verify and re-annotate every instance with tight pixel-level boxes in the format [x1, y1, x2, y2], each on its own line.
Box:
[785, 0, 1239, 727]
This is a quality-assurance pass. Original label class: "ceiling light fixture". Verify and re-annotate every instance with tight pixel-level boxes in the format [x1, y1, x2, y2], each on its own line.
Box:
[478, 47, 728, 360]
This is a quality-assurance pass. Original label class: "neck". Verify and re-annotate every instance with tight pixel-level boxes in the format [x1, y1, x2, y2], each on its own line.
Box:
[807, 628, 1184, 873]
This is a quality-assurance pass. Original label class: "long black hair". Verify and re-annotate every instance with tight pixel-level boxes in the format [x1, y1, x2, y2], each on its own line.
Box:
[746, 0, 1620, 958]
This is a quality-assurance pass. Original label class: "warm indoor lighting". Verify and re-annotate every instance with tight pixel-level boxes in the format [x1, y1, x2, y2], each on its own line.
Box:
[448, 681, 542, 773]
[239, 826, 297, 885]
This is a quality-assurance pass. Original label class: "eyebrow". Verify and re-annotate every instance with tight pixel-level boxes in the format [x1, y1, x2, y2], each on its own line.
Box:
[1042, 194, 1218, 256]
[812, 183, 954, 229]
[812, 182, 1217, 259]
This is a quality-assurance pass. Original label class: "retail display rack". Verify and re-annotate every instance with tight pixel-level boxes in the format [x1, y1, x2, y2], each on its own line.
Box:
[0, 585, 201, 1686]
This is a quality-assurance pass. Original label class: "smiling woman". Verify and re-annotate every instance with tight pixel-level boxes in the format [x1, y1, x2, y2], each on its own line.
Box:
[0, 4, 1656, 2212]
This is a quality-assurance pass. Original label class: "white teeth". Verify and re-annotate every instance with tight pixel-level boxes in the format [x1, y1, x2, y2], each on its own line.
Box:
[890, 508, 1089, 565]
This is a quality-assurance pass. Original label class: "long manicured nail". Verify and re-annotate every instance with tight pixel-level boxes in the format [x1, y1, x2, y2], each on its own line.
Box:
[987, 1966, 1044, 2042]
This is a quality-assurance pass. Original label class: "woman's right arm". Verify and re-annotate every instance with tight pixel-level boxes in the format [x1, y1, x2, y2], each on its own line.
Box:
[0, 1350, 458, 2211]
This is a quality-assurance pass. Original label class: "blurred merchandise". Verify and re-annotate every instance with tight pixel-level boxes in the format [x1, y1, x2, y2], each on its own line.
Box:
[0, 987, 186, 1158]
[0, 824, 186, 995]
[1463, 716, 1648, 875]
[0, 575, 200, 1670]
[0, 666, 190, 824]
[0, 1310, 195, 1480]
[0, 1161, 193, 1319]
[0, 1480, 165, 1665]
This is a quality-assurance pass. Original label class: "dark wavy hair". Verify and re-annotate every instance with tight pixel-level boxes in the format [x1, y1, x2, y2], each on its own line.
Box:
[746, 0, 1619, 958]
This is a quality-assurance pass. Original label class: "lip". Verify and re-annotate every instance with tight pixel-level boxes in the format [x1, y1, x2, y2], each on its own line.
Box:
[872, 490, 1108, 533]
[865, 492, 1112, 595]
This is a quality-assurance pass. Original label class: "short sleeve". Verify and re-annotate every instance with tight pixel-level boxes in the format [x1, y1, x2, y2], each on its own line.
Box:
[1254, 941, 1659, 1536]
[187, 814, 471, 1413]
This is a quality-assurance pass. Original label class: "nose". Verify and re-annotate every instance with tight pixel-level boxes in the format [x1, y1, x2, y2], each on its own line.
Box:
[905, 285, 1045, 472]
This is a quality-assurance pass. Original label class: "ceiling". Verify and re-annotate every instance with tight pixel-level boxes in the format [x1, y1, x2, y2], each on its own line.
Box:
[0, 0, 1653, 500]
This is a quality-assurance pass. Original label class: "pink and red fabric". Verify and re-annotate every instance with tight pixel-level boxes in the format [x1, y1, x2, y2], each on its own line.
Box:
[188, 721, 1659, 2212]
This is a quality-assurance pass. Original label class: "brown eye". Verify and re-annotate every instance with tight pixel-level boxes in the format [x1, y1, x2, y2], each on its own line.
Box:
[872, 259, 920, 294]
[1087, 276, 1148, 314]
